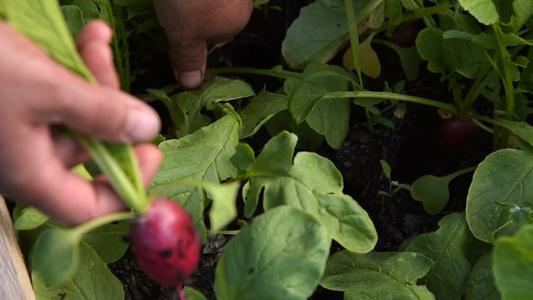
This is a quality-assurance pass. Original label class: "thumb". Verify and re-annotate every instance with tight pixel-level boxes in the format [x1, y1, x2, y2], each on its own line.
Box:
[167, 38, 207, 89]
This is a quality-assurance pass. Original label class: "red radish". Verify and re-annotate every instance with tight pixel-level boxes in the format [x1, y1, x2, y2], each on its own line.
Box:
[389, 24, 418, 48]
[439, 110, 480, 149]
[129, 198, 201, 296]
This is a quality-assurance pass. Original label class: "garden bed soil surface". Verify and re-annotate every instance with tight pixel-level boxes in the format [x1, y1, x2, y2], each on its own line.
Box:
[109, 2, 493, 299]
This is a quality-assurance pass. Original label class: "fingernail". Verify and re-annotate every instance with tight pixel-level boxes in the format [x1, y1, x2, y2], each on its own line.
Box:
[123, 108, 160, 142]
[177, 70, 203, 89]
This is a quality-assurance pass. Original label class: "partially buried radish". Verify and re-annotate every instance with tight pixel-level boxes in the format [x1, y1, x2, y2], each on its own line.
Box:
[438, 108, 480, 150]
[129, 197, 201, 298]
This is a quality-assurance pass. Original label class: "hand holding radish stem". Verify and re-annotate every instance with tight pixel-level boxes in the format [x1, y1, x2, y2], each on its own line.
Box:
[0, 20, 162, 226]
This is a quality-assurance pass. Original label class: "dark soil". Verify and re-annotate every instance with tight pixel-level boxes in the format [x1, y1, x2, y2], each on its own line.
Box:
[110, 1, 493, 299]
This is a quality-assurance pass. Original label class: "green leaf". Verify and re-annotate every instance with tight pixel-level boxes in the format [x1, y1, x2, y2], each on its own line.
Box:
[359, 33, 381, 78]
[466, 149, 533, 242]
[184, 287, 208, 300]
[284, 62, 352, 123]
[416, 27, 457, 76]
[265, 110, 325, 150]
[442, 31, 491, 79]
[281, 0, 382, 69]
[239, 90, 288, 138]
[14, 206, 49, 230]
[33, 241, 124, 300]
[244, 132, 377, 253]
[4, 0, 94, 80]
[81, 220, 129, 264]
[321, 251, 435, 299]
[284, 62, 352, 148]
[401, 213, 474, 300]
[484, 118, 533, 146]
[60, 0, 100, 38]
[504, 0, 533, 33]
[206, 181, 240, 233]
[493, 225, 533, 300]
[61, 0, 100, 23]
[381, 42, 422, 81]
[400, 0, 423, 10]
[61, 5, 84, 38]
[465, 252, 500, 300]
[215, 206, 330, 300]
[410, 167, 477, 215]
[31, 226, 80, 286]
[166, 77, 254, 137]
[149, 115, 241, 240]
[380, 159, 392, 178]
[458, 0, 499, 25]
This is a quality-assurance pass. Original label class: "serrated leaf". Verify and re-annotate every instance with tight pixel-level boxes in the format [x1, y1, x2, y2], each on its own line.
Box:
[401, 213, 474, 300]
[149, 115, 241, 240]
[466, 149, 533, 242]
[166, 77, 254, 137]
[465, 252, 500, 300]
[244, 132, 377, 253]
[215, 206, 330, 300]
[284, 62, 352, 149]
[504, 0, 533, 33]
[33, 241, 124, 300]
[239, 90, 288, 138]
[493, 225, 533, 300]
[321, 251, 435, 299]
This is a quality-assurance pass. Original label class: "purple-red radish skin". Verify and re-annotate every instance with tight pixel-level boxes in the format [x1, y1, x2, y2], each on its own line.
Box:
[129, 198, 201, 287]
[389, 24, 418, 48]
[440, 117, 480, 149]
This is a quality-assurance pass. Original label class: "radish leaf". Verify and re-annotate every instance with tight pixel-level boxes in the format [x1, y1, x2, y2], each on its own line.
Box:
[321, 251, 435, 299]
[33, 241, 124, 300]
[401, 213, 474, 300]
[465, 252, 499, 300]
[493, 225, 533, 299]
[215, 206, 330, 300]
[244, 131, 377, 253]
[149, 114, 241, 240]
[467, 149, 533, 242]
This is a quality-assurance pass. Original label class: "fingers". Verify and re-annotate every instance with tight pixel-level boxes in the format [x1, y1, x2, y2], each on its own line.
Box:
[76, 20, 119, 89]
[39, 76, 161, 143]
[167, 39, 207, 89]
[153, 0, 253, 89]
[20, 143, 162, 226]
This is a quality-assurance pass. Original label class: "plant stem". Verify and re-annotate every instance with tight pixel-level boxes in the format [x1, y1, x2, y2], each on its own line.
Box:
[323, 91, 458, 114]
[206, 67, 301, 80]
[345, 0, 363, 88]
[71, 132, 148, 214]
[71, 212, 134, 237]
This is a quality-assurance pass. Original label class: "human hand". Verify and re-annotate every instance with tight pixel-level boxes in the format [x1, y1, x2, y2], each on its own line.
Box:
[0, 20, 162, 226]
[154, 0, 253, 89]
